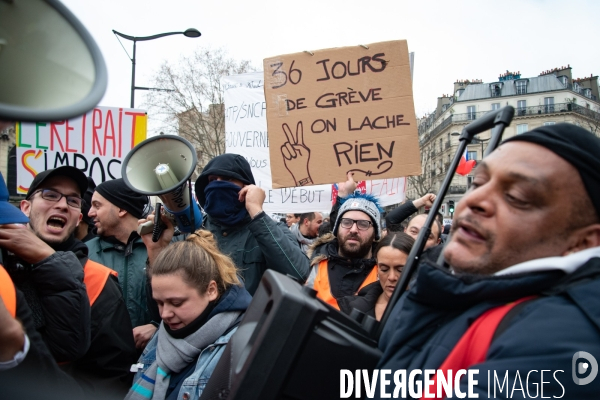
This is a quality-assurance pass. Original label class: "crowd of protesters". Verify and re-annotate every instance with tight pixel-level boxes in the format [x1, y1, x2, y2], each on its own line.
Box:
[1, 122, 600, 398]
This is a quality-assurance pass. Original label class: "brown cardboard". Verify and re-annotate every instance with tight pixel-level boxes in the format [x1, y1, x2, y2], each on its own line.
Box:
[263, 40, 421, 189]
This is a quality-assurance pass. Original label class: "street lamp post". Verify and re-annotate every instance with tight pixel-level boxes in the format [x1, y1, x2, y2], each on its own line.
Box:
[451, 132, 490, 162]
[471, 137, 491, 161]
[112, 28, 201, 108]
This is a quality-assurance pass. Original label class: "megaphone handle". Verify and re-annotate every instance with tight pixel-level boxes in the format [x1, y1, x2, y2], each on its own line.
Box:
[152, 203, 167, 243]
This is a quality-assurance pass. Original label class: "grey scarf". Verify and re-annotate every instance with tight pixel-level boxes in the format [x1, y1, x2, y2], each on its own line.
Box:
[126, 311, 240, 400]
[290, 223, 316, 254]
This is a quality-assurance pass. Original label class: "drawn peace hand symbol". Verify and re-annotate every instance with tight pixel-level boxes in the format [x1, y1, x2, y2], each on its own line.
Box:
[280, 121, 313, 186]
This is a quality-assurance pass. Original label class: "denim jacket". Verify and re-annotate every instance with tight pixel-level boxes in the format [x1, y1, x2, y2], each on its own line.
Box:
[133, 327, 237, 400]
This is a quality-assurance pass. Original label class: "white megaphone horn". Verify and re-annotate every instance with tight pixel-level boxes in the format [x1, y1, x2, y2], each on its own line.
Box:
[122, 135, 202, 235]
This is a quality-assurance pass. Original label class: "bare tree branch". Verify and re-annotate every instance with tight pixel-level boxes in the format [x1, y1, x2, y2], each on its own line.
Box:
[407, 175, 434, 198]
[143, 46, 254, 175]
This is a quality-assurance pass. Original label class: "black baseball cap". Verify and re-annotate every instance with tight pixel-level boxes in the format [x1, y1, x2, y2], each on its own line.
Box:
[26, 166, 88, 199]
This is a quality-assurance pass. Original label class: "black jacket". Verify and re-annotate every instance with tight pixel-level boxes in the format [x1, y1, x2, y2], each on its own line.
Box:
[376, 253, 600, 398]
[338, 281, 383, 318]
[0, 288, 86, 400]
[7, 238, 91, 363]
[66, 238, 137, 396]
[384, 201, 417, 229]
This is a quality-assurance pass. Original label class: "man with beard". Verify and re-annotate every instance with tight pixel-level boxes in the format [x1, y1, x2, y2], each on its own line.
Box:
[307, 193, 382, 310]
[375, 124, 600, 398]
[1, 167, 136, 395]
[194, 153, 309, 294]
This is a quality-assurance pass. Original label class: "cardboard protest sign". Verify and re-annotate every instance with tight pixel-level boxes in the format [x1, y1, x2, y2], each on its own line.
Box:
[264, 40, 421, 188]
[223, 71, 407, 213]
[16, 106, 147, 193]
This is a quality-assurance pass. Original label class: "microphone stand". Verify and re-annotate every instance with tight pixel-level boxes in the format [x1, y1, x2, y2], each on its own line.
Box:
[375, 106, 514, 339]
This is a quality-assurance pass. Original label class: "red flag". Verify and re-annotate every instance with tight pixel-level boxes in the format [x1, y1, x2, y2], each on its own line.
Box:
[456, 151, 476, 176]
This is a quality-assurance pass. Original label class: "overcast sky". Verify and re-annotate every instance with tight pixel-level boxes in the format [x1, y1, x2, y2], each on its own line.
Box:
[62, 0, 600, 135]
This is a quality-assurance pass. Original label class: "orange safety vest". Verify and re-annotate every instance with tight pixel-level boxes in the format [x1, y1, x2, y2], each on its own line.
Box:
[83, 259, 118, 307]
[0, 265, 16, 318]
[313, 259, 378, 310]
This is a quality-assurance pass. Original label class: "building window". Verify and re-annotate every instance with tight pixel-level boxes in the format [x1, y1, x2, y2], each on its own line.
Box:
[583, 88, 592, 99]
[490, 84, 502, 97]
[515, 80, 527, 95]
[467, 150, 477, 161]
[573, 82, 580, 93]
[544, 97, 554, 113]
[517, 124, 528, 134]
[456, 89, 465, 98]
[467, 105, 476, 120]
[559, 76, 568, 87]
[467, 176, 474, 188]
[517, 100, 526, 116]
[491, 103, 500, 111]
[544, 122, 556, 126]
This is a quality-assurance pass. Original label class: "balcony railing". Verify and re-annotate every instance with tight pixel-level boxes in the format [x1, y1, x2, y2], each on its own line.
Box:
[429, 116, 453, 140]
[514, 102, 600, 118]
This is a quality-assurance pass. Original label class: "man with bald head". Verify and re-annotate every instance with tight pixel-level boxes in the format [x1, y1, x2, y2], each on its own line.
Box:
[376, 124, 600, 398]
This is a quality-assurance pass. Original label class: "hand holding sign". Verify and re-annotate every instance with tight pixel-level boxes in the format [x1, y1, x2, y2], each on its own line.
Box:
[280, 121, 313, 186]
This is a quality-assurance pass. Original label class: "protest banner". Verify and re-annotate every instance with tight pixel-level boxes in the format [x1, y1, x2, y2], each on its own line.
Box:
[16, 106, 147, 193]
[223, 72, 407, 213]
[263, 40, 421, 188]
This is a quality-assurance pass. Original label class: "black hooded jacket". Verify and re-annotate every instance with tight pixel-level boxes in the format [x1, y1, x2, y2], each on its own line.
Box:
[195, 154, 310, 294]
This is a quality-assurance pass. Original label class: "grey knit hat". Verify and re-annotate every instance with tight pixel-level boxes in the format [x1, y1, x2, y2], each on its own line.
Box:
[333, 193, 383, 240]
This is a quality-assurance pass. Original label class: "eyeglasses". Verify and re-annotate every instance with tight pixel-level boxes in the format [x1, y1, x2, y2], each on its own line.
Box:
[31, 189, 82, 209]
[339, 218, 373, 231]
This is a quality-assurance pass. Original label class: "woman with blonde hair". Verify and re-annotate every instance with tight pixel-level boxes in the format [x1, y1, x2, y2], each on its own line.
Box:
[126, 230, 251, 400]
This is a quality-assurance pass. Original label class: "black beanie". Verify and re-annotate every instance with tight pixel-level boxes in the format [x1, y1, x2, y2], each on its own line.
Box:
[195, 154, 255, 207]
[503, 123, 600, 218]
[95, 178, 150, 219]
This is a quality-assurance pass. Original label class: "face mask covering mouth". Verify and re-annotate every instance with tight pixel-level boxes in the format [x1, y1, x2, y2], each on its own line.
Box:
[203, 180, 247, 225]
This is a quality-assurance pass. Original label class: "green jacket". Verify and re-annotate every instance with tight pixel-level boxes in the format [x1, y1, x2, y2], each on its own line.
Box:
[204, 211, 310, 294]
[86, 235, 151, 328]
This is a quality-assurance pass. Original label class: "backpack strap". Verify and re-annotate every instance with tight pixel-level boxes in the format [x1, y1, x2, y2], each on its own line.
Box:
[420, 295, 536, 400]
[491, 297, 537, 342]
